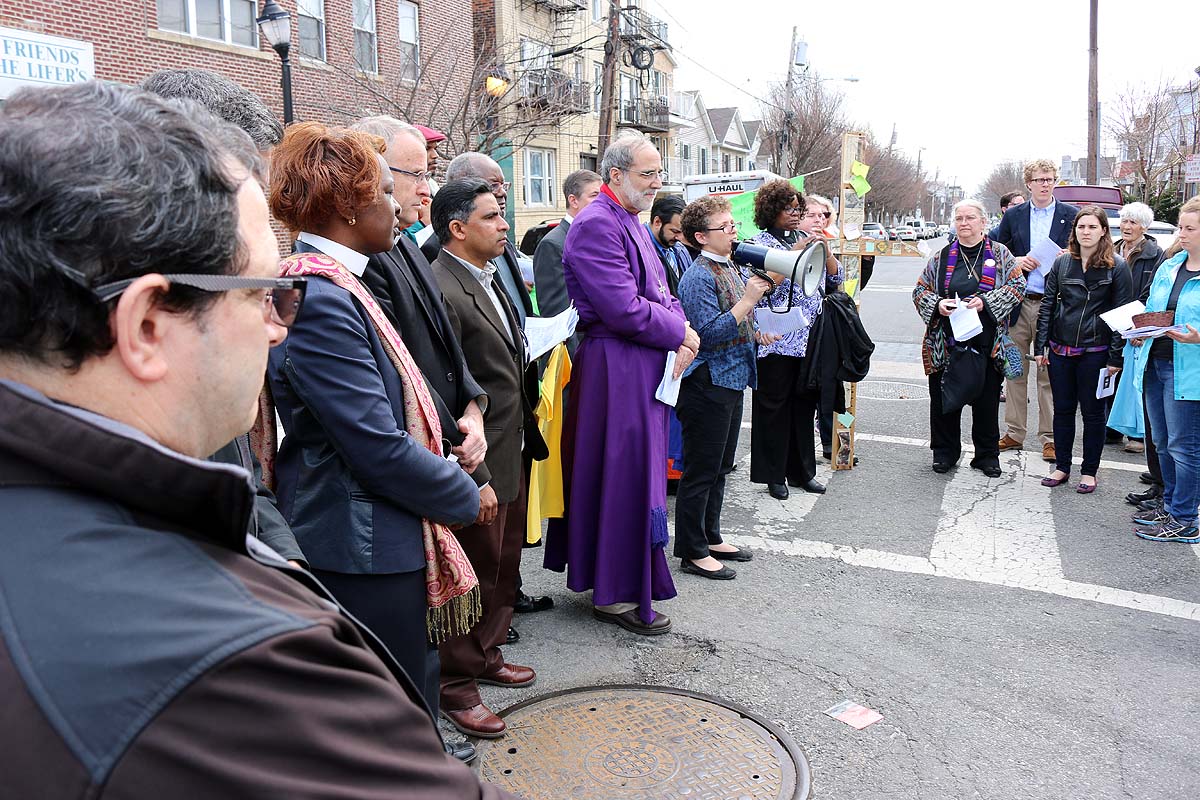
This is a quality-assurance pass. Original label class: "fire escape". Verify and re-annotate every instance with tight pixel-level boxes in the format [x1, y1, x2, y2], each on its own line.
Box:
[518, 0, 591, 116]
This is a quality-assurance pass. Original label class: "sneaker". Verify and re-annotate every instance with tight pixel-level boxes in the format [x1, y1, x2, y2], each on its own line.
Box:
[1131, 507, 1170, 526]
[1124, 439, 1145, 454]
[1137, 497, 1164, 513]
[1135, 517, 1200, 543]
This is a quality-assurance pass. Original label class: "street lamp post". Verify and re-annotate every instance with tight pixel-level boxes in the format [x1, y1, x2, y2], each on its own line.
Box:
[257, 0, 294, 124]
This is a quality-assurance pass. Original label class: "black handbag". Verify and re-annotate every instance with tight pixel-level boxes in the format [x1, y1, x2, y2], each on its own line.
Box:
[941, 343, 986, 414]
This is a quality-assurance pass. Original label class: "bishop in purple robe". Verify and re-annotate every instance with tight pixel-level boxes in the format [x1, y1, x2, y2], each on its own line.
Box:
[544, 134, 700, 635]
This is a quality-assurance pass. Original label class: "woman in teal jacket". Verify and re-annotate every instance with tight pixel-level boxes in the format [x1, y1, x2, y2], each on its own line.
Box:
[1131, 197, 1200, 543]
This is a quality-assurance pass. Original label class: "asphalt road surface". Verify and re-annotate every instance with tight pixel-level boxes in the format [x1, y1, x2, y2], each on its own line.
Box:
[480, 243, 1200, 799]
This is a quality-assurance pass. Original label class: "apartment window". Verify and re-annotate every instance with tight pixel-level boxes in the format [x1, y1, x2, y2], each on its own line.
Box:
[591, 0, 604, 22]
[524, 148, 556, 206]
[619, 73, 638, 122]
[353, 0, 378, 73]
[157, 0, 257, 47]
[297, 0, 326, 60]
[651, 69, 665, 99]
[722, 154, 731, 172]
[699, 147, 708, 173]
[737, 156, 744, 171]
[398, 0, 419, 81]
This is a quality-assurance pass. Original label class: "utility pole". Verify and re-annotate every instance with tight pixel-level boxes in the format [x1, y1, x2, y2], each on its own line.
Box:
[596, 0, 622, 158]
[777, 26, 799, 175]
[1086, 0, 1099, 183]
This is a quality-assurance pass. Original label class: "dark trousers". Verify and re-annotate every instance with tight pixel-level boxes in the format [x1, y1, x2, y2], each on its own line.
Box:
[1048, 349, 1109, 476]
[1144, 397, 1163, 485]
[439, 476, 524, 710]
[751, 353, 817, 485]
[313, 567, 439, 716]
[927, 365, 1002, 465]
[674, 365, 743, 560]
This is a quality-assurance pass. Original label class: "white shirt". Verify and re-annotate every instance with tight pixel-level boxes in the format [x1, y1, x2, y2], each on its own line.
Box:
[296, 232, 369, 277]
[699, 250, 730, 264]
[446, 251, 515, 341]
[563, 213, 575, 225]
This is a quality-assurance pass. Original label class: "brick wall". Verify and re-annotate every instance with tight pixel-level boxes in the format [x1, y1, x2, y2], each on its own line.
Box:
[0, 1, 472, 131]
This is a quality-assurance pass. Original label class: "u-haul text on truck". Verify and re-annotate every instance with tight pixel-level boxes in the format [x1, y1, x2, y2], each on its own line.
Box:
[682, 170, 782, 202]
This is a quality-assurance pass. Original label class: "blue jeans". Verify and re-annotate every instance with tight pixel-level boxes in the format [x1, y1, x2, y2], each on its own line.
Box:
[1048, 349, 1109, 476]
[1144, 357, 1200, 524]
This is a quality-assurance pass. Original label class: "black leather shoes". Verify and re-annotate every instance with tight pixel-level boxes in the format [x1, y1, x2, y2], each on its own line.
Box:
[505, 626, 519, 645]
[1126, 485, 1161, 505]
[1140, 471, 1156, 485]
[932, 461, 953, 474]
[680, 560, 737, 580]
[711, 548, 753, 562]
[767, 483, 789, 500]
[788, 478, 826, 494]
[513, 590, 554, 614]
[444, 739, 477, 763]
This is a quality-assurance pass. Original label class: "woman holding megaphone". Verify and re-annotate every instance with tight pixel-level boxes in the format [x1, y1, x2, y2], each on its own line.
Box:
[744, 181, 842, 500]
[672, 196, 775, 580]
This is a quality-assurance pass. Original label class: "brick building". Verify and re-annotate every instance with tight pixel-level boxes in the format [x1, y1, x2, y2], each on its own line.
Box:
[0, 1, 473, 139]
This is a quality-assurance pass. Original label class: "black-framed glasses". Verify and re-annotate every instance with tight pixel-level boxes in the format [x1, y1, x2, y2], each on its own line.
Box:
[704, 221, 739, 234]
[93, 274, 307, 328]
[1029, 177, 1056, 185]
[389, 166, 434, 183]
[783, 206, 803, 215]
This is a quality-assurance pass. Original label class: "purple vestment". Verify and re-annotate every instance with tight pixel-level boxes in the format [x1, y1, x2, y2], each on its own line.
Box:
[544, 189, 688, 623]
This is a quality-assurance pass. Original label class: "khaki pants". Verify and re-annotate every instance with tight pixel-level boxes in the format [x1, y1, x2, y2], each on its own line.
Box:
[1004, 296, 1053, 446]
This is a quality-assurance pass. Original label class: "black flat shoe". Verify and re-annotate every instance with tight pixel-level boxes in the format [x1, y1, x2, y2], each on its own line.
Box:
[1126, 486, 1161, 506]
[513, 590, 554, 614]
[787, 477, 826, 494]
[1140, 471, 1155, 485]
[711, 548, 753, 562]
[680, 560, 737, 580]
[970, 459, 1002, 478]
[932, 461, 953, 474]
[505, 626, 519, 645]
[767, 483, 789, 500]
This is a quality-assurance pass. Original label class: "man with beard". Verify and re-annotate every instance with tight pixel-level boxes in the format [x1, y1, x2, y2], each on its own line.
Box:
[646, 194, 692, 297]
[544, 133, 700, 635]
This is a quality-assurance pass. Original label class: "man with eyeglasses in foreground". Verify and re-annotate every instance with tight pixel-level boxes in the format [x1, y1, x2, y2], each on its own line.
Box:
[0, 82, 518, 798]
[992, 159, 1079, 463]
[544, 132, 700, 635]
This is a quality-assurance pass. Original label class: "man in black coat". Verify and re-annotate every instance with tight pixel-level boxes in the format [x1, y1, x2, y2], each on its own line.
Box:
[533, 168, 601, 357]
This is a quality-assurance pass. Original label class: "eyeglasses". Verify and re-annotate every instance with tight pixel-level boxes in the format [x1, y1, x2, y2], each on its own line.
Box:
[1029, 177, 1056, 185]
[486, 179, 511, 193]
[802, 211, 831, 220]
[704, 221, 739, 234]
[93, 274, 307, 328]
[389, 167, 434, 183]
[783, 206, 803, 215]
[627, 169, 668, 180]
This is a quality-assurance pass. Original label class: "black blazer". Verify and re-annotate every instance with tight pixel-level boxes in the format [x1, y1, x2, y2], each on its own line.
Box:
[992, 200, 1080, 257]
[363, 237, 489, 484]
[532, 219, 570, 317]
[268, 242, 480, 575]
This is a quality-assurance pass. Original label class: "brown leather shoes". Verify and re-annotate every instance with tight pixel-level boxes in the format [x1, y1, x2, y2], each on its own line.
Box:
[442, 703, 506, 738]
[477, 663, 536, 688]
[1042, 443, 1056, 462]
[998, 435, 1023, 451]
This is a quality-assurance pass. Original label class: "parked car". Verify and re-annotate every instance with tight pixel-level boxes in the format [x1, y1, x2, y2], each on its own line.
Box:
[937, 224, 951, 237]
[862, 222, 888, 240]
[886, 225, 899, 240]
[896, 226, 918, 241]
[518, 219, 560, 256]
[921, 221, 940, 239]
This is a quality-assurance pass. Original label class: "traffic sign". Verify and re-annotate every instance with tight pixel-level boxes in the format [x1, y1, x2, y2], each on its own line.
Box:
[1185, 154, 1200, 183]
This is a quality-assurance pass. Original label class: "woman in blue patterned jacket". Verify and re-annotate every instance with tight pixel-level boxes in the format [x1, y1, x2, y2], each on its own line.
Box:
[672, 196, 773, 580]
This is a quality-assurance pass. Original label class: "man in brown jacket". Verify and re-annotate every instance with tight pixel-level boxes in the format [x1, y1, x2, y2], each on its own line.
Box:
[0, 81, 520, 799]
[431, 179, 547, 738]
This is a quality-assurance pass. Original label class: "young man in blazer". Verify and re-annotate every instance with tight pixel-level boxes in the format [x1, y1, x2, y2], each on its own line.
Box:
[991, 159, 1079, 463]
[430, 179, 547, 739]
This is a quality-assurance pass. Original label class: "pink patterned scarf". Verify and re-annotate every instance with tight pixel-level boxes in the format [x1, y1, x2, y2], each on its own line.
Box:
[275, 252, 480, 643]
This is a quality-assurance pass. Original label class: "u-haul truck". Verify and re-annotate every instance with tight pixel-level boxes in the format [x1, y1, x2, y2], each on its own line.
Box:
[681, 170, 782, 202]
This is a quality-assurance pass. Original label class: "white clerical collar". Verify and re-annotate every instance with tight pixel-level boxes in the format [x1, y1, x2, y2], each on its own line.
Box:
[296, 232, 370, 277]
[446, 250, 496, 287]
[700, 250, 731, 264]
[563, 213, 575, 225]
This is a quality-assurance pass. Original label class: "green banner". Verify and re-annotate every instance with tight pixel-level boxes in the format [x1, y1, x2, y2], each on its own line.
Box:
[729, 175, 806, 240]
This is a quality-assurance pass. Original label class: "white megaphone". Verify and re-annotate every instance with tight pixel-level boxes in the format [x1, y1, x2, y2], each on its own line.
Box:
[731, 237, 828, 297]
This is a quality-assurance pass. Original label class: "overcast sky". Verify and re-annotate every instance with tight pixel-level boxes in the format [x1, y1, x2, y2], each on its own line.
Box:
[659, 0, 1197, 193]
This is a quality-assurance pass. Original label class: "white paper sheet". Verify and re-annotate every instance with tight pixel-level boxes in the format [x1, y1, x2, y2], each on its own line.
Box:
[755, 306, 810, 337]
[523, 306, 579, 361]
[1099, 300, 1146, 332]
[655, 352, 682, 406]
[1028, 236, 1062, 277]
[1121, 324, 1187, 340]
[949, 296, 983, 341]
[1096, 369, 1117, 400]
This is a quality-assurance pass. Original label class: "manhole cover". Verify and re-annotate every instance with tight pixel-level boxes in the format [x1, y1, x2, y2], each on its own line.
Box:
[475, 685, 810, 800]
[857, 379, 929, 400]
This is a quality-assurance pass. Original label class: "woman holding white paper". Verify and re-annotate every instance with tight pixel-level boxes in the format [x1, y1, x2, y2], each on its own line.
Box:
[1034, 206, 1133, 493]
[1128, 197, 1200, 543]
[913, 199, 1025, 477]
